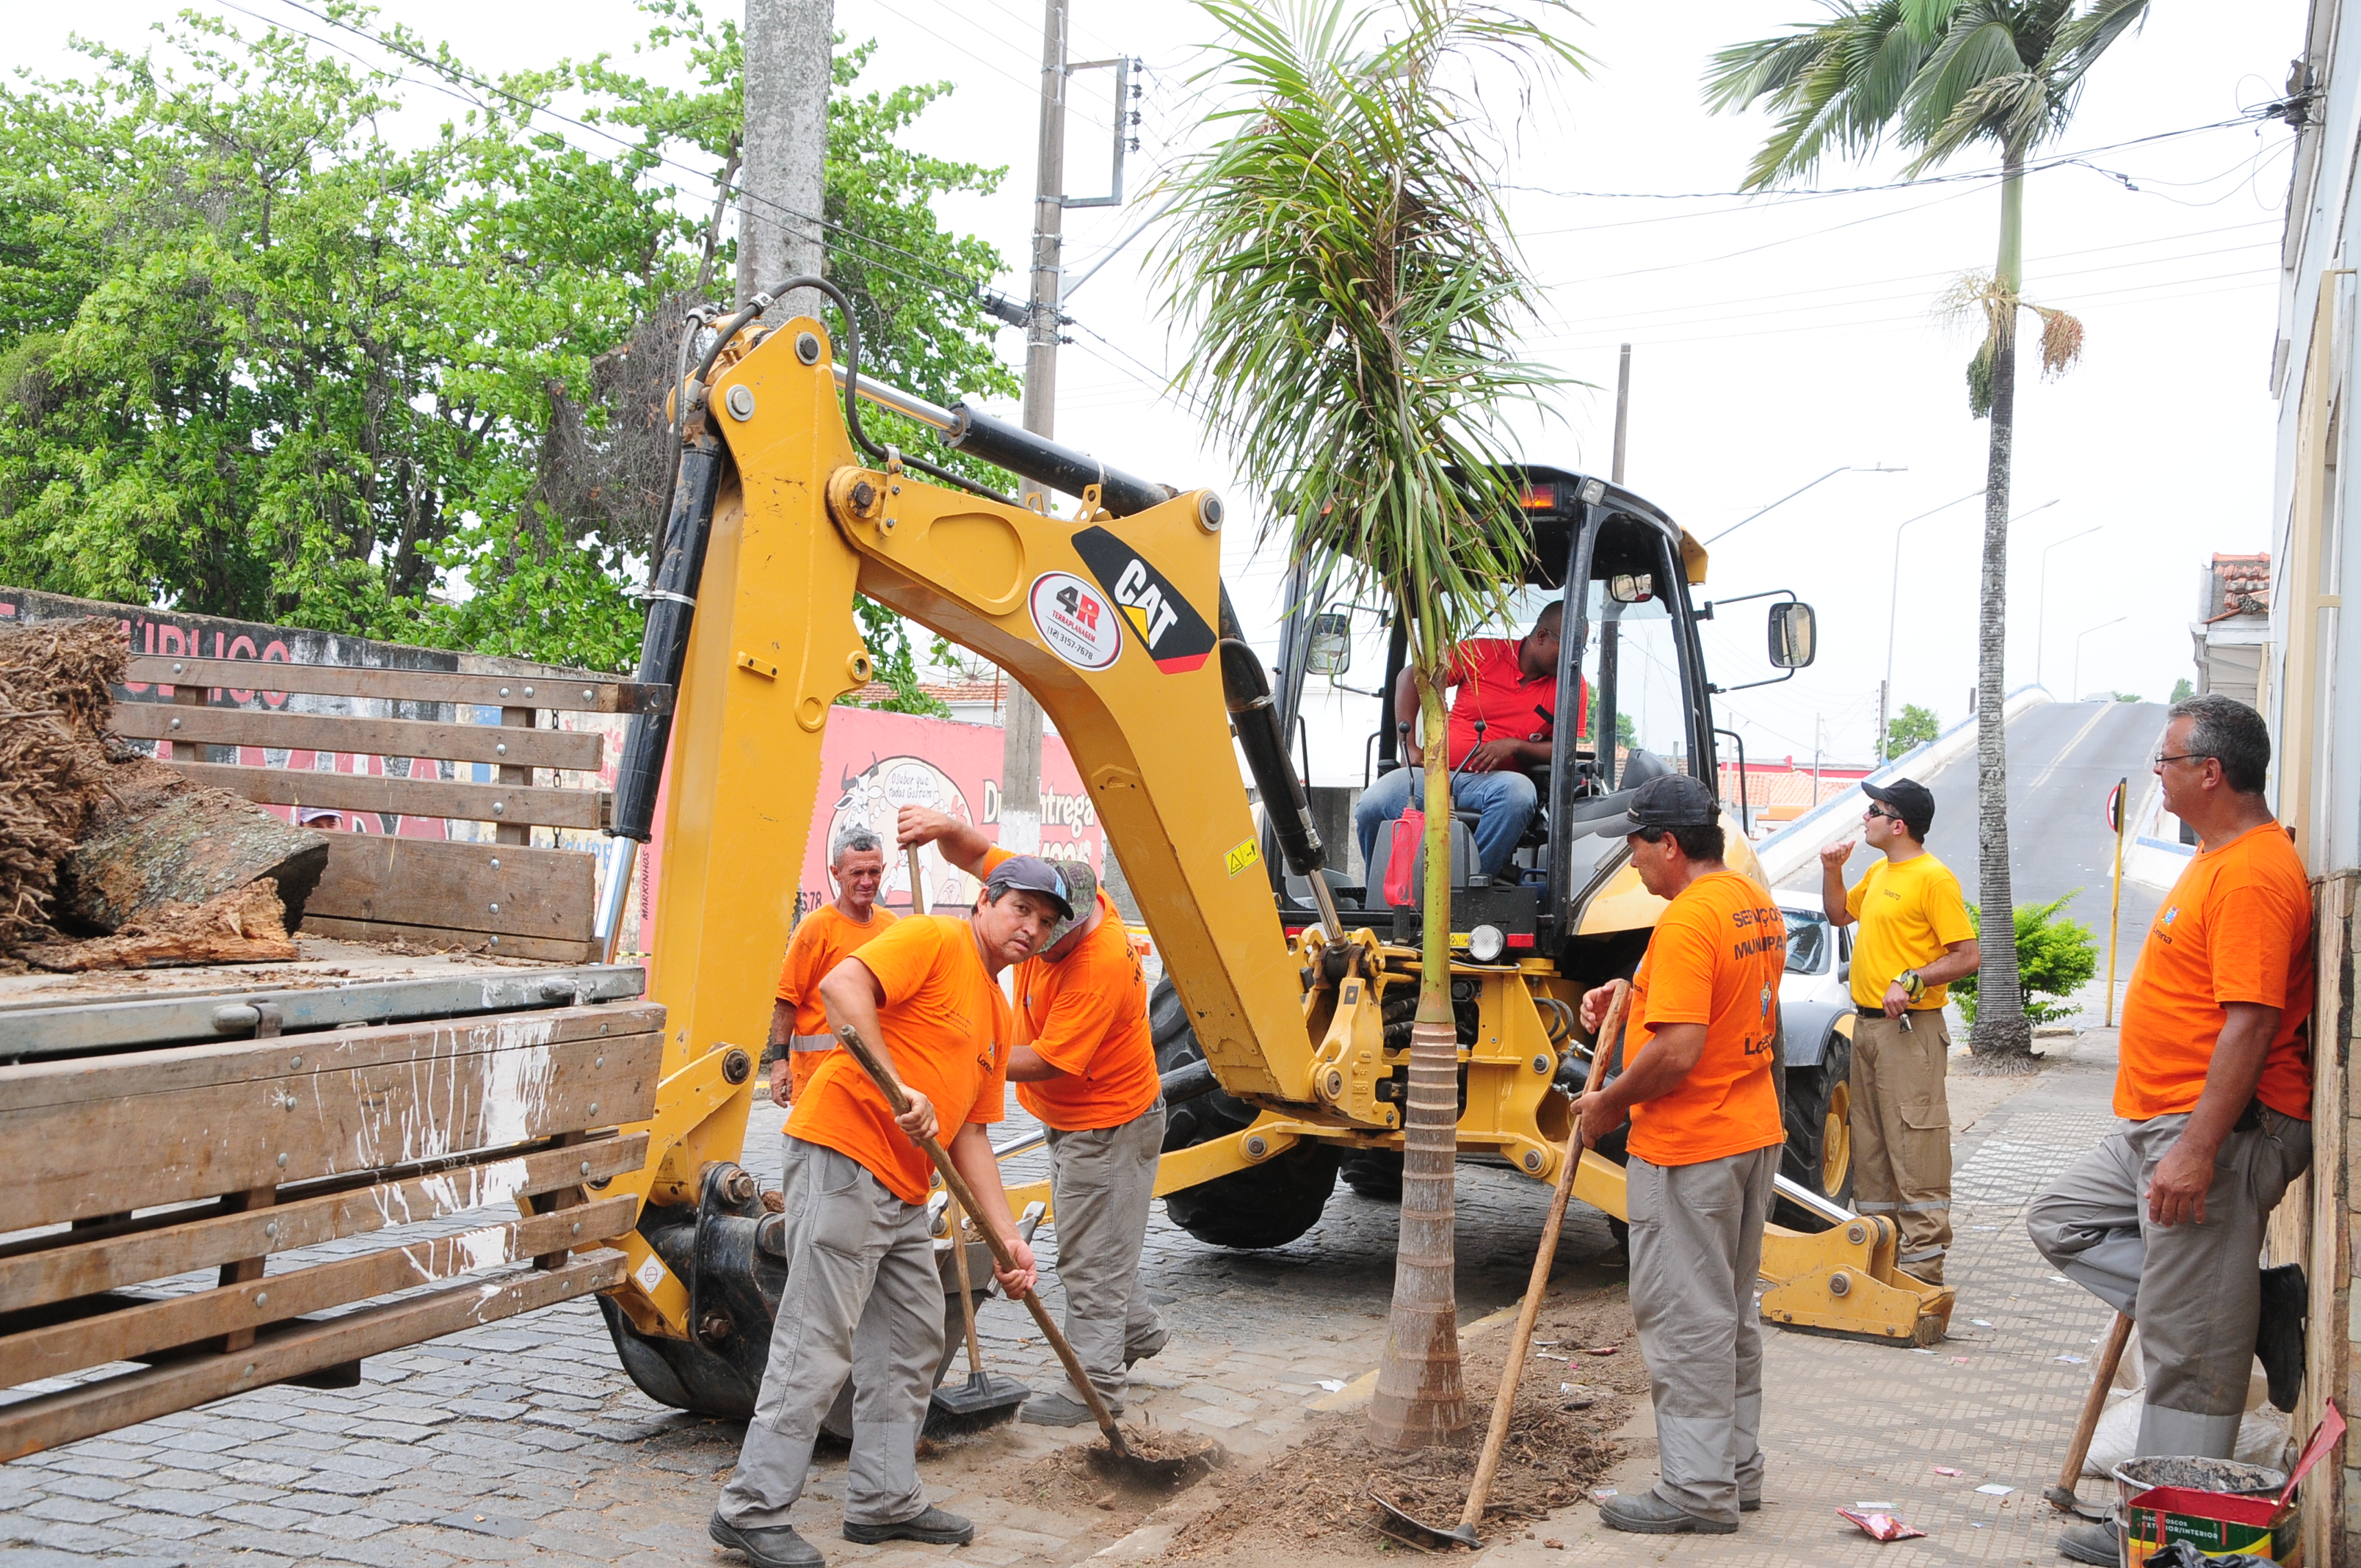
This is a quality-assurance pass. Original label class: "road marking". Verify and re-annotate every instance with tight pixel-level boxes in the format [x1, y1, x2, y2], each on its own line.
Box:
[2024, 701, 2118, 794]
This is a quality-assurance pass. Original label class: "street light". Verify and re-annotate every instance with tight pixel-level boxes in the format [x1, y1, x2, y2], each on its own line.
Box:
[1879, 489, 1985, 758]
[1704, 464, 1907, 546]
[2035, 521, 2102, 694]
[2072, 617, 2127, 702]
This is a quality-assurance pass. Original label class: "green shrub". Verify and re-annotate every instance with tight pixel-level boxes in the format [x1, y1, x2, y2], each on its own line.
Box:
[1951, 890, 2100, 1028]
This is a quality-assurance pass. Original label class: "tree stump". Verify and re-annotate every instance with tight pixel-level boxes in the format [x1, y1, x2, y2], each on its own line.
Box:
[53, 760, 328, 934]
[18, 880, 299, 971]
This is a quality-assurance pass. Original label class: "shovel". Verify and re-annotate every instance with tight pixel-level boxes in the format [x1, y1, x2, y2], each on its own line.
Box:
[1377, 979, 1630, 1552]
[833, 1019, 1211, 1484]
[2045, 1310, 2133, 1515]
[923, 1188, 1031, 1433]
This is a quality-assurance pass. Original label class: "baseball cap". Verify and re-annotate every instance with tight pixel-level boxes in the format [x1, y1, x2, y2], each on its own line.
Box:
[1861, 777, 1934, 841]
[1042, 860, 1100, 947]
[1578, 773, 1720, 838]
[982, 854, 1076, 923]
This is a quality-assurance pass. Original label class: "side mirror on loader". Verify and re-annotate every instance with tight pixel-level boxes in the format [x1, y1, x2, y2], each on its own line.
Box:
[1769, 601, 1818, 668]
[1307, 611, 1353, 676]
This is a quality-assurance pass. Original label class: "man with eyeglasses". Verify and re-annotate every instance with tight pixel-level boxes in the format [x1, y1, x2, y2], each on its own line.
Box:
[2029, 695, 2313, 1567]
[1570, 775, 1787, 1536]
[1816, 777, 1978, 1285]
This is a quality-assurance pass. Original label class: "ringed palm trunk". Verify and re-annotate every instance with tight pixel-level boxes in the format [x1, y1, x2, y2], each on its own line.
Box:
[1368, 669, 1470, 1449]
[1970, 150, 2033, 1059]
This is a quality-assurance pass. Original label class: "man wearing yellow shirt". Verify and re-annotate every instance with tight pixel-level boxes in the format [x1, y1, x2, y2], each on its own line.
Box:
[1818, 777, 1979, 1285]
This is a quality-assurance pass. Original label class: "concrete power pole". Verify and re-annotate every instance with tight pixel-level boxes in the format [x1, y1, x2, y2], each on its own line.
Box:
[998, 0, 1071, 855]
[1611, 344, 1631, 486]
[739, 0, 833, 324]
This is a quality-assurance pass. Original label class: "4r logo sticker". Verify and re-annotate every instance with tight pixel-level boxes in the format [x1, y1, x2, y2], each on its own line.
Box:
[1072, 526, 1217, 674]
[1028, 572, 1125, 672]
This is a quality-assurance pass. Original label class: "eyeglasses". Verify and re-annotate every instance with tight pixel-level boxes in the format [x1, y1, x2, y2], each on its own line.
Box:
[2152, 750, 2213, 769]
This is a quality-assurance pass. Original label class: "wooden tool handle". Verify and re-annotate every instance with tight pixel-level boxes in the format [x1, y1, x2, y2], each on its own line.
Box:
[1460, 982, 1631, 1532]
[2054, 1311, 2133, 1500]
[906, 845, 929, 916]
[833, 1020, 1128, 1453]
[1581, 979, 1629, 1097]
[946, 1190, 986, 1376]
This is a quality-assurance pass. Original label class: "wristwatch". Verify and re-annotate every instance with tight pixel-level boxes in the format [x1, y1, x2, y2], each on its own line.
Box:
[1898, 968, 1925, 1003]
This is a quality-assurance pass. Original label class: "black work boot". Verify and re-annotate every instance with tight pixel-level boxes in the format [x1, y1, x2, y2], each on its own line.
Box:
[709, 1514, 825, 1568]
[2056, 1517, 2117, 1566]
[2257, 1263, 2307, 1409]
[843, 1506, 974, 1546]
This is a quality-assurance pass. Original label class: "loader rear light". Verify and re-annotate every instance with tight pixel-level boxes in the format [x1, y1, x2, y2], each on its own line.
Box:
[1506, 932, 1534, 949]
[1517, 482, 1559, 510]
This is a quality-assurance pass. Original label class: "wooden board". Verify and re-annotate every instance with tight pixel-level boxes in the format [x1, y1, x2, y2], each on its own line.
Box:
[4, 1195, 637, 1384]
[168, 761, 610, 831]
[0, 1251, 623, 1462]
[294, 917, 601, 965]
[0, 1012, 661, 1230]
[0, 1133, 649, 1313]
[123, 656, 671, 714]
[307, 836, 598, 943]
[111, 703, 603, 772]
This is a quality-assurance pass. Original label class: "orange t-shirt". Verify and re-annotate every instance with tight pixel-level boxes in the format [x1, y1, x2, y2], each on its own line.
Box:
[786, 914, 1012, 1204]
[1011, 895, 1159, 1131]
[774, 904, 899, 1100]
[2117, 823, 2314, 1122]
[1623, 869, 1788, 1168]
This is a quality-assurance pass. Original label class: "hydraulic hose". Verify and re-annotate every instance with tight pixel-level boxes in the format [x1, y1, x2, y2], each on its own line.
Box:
[943, 403, 1171, 518]
[1217, 587, 1343, 934]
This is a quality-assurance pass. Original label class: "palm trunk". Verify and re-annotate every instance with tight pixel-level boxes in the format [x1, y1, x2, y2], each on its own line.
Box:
[1368, 669, 1470, 1450]
[1970, 152, 2032, 1059]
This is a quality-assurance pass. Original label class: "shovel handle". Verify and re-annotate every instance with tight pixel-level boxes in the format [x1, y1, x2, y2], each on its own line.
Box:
[1459, 982, 1631, 1533]
[907, 845, 929, 916]
[2053, 1311, 2133, 1506]
[833, 1020, 1131, 1456]
[946, 1189, 987, 1376]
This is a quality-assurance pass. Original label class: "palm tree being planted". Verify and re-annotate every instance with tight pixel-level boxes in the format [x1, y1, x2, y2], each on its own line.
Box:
[1156, 0, 1584, 1448]
[1704, 0, 2142, 1060]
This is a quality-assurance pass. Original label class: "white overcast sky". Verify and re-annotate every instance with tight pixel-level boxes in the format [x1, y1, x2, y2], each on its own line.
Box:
[6, 0, 2307, 776]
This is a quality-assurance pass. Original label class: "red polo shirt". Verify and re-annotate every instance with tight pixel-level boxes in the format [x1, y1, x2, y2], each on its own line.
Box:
[1441, 637, 1580, 768]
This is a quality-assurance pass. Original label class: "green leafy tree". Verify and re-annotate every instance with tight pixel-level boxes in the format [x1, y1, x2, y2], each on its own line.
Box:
[2113, 691, 2141, 703]
[1951, 890, 2098, 1027]
[1882, 702, 1940, 760]
[1705, 0, 2147, 1060]
[2169, 677, 2194, 703]
[1158, 0, 1584, 1451]
[0, 4, 1013, 684]
[1586, 686, 1639, 751]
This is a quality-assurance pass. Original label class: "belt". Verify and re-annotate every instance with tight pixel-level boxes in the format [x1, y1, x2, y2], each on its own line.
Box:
[1855, 1007, 1940, 1019]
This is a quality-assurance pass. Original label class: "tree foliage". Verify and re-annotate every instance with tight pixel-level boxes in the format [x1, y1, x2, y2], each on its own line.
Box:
[1951, 890, 2098, 1027]
[0, 4, 1014, 680]
[1882, 702, 1940, 759]
[2169, 676, 2194, 703]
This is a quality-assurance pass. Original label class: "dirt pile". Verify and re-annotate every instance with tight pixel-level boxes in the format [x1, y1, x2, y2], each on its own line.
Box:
[0, 618, 128, 946]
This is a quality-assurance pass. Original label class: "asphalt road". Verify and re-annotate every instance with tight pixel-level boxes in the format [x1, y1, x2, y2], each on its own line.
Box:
[1914, 697, 2166, 1014]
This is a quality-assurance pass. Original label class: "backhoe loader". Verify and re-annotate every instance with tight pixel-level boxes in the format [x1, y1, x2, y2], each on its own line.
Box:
[587, 283, 1954, 1423]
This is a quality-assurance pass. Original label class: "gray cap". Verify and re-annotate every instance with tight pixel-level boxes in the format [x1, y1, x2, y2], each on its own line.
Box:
[981, 854, 1076, 921]
[1044, 860, 1100, 946]
[1577, 773, 1719, 838]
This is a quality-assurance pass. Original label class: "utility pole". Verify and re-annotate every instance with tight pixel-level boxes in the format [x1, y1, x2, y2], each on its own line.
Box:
[1611, 344, 1631, 485]
[998, 0, 1071, 855]
[1812, 714, 1823, 805]
[1876, 679, 1887, 764]
[738, 0, 833, 324]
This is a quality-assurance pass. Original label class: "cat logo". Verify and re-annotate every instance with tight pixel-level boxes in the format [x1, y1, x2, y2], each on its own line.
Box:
[1072, 526, 1217, 674]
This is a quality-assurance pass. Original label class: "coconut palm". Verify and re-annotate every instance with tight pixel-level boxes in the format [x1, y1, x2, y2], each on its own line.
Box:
[1156, 0, 1584, 1448]
[1704, 0, 2143, 1059]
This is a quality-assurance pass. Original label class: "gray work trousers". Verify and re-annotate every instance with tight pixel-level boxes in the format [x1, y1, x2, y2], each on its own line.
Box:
[1046, 1100, 1167, 1406]
[2027, 1108, 2312, 1458]
[1850, 1011, 1954, 1280]
[1627, 1144, 1780, 1525]
[717, 1138, 944, 1531]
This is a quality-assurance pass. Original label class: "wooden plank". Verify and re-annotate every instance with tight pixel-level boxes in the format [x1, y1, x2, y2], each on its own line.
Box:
[0, 1003, 663, 1112]
[2, 1195, 638, 1384]
[496, 706, 533, 847]
[0, 1251, 623, 1462]
[0, 1133, 649, 1313]
[123, 656, 671, 714]
[112, 703, 603, 772]
[308, 836, 596, 943]
[167, 762, 609, 831]
[0, 1023, 661, 1230]
[295, 916, 601, 965]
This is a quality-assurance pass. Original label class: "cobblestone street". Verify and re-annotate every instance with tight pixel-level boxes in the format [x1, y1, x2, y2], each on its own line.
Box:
[4, 1031, 2130, 1568]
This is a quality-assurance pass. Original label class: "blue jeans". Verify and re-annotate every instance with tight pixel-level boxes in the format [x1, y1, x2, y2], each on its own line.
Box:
[1354, 766, 1537, 882]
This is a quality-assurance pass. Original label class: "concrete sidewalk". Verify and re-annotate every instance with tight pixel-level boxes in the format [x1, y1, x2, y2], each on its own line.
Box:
[1487, 1030, 2130, 1567]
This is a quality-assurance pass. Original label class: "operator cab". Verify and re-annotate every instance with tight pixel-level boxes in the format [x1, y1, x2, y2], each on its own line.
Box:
[1261, 465, 1816, 963]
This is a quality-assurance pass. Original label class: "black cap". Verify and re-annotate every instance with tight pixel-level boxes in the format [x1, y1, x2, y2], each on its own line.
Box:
[1578, 774, 1720, 838]
[981, 854, 1076, 921]
[1861, 777, 1934, 841]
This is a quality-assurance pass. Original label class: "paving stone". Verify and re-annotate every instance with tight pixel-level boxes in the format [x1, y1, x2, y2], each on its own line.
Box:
[20, 1498, 130, 1526]
[431, 1514, 539, 1540]
[210, 1503, 316, 1532]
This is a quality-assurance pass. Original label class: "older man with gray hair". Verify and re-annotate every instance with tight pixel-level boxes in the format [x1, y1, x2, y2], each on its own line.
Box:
[765, 825, 896, 1106]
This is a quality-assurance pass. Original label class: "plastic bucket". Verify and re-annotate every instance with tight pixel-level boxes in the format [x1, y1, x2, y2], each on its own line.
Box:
[2110, 1454, 2287, 1516]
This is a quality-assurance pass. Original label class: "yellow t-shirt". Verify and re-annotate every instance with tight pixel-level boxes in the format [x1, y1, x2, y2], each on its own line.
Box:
[1844, 852, 1976, 1010]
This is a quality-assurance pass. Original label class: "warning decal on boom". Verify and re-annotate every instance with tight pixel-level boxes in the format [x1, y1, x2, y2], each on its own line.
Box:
[1072, 526, 1217, 675]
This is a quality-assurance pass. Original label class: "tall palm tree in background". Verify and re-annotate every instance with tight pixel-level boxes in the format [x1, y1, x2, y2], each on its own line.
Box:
[1704, 0, 2144, 1060]
[1157, 0, 1583, 1448]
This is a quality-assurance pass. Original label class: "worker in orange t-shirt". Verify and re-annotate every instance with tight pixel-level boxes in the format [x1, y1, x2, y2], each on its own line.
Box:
[1569, 774, 1786, 1538]
[764, 826, 897, 1106]
[711, 857, 1065, 1568]
[898, 805, 1167, 1429]
[2032, 696, 2313, 1565]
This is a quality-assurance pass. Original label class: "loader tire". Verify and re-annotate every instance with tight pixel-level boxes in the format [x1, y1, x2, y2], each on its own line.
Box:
[1340, 1149, 1404, 1202]
[1151, 975, 1338, 1249]
[1774, 1026, 1854, 1231]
